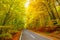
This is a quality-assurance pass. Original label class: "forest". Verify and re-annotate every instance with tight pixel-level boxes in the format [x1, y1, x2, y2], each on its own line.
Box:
[0, 0, 60, 40]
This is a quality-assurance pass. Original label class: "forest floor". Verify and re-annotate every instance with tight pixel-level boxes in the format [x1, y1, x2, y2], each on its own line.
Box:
[48, 31, 60, 40]
[12, 31, 22, 40]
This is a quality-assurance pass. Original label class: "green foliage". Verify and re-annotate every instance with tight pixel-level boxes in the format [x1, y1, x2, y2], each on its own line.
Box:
[0, 0, 26, 39]
[0, 0, 26, 29]
[0, 33, 12, 39]
[0, 26, 15, 39]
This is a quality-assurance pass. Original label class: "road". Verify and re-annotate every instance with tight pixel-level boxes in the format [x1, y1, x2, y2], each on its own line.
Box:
[19, 30, 51, 40]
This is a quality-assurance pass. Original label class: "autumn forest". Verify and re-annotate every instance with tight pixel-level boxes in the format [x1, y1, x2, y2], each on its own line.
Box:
[0, 0, 60, 40]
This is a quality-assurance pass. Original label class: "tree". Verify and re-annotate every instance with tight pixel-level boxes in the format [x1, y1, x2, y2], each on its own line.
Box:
[0, 0, 26, 28]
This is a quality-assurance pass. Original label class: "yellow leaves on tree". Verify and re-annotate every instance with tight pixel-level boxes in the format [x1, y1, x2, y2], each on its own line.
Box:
[25, 0, 51, 28]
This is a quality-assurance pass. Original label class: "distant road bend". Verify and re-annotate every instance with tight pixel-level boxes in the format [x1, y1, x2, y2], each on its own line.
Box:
[19, 30, 52, 40]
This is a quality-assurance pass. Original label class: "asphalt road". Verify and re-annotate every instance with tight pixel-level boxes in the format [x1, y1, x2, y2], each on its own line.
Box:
[19, 30, 51, 40]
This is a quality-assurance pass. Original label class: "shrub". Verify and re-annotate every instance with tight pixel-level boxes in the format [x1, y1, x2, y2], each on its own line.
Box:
[0, 26, 18, 40]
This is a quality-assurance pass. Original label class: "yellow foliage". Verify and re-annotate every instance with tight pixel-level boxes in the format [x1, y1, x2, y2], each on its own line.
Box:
[25, 0, 60, 29]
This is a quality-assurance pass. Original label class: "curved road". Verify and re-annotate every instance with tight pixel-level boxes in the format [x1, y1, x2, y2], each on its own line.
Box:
[19, 30, 52, 40]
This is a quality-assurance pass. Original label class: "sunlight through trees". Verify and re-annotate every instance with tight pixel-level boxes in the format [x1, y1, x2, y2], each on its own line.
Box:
[0, 0, 60, 40]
